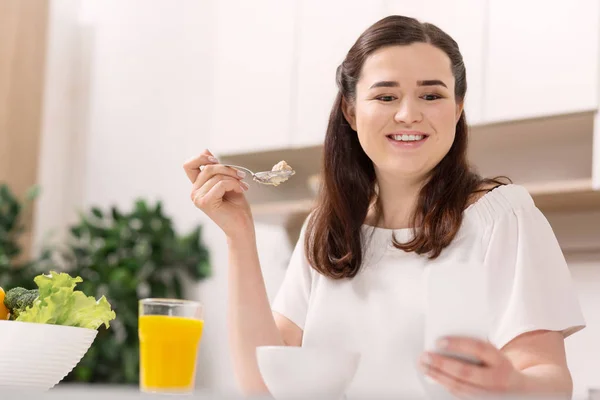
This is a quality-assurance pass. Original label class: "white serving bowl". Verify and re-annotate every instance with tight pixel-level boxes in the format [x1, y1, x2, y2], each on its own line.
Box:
[256, 346, 360, 400]
[0, 320, 98, 390]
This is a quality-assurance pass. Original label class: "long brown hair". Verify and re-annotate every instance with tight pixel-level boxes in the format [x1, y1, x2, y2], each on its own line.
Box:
[305, 15, 508, 280]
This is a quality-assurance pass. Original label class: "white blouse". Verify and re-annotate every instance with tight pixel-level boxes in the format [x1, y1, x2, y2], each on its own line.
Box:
[271, 184, 586, 399]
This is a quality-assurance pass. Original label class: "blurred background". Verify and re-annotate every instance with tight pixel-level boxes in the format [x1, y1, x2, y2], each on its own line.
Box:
[1, 0, 599, 398]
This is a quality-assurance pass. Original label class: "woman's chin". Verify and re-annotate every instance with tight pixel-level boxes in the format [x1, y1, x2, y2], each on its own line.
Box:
[374, 164, 430, 184]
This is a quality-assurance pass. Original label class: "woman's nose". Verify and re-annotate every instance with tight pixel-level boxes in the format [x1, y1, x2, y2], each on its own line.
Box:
[394, 97, 423, 125]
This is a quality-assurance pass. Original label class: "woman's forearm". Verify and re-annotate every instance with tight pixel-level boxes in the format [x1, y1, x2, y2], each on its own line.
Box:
[518, 364, 573, 397]
[227, 227, 285, 396]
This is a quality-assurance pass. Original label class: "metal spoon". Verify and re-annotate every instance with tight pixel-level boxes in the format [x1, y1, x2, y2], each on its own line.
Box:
[200, 164, 295, 186]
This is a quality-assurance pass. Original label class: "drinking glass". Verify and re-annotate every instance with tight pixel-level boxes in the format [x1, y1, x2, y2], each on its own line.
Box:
[138, 298, 204, 394]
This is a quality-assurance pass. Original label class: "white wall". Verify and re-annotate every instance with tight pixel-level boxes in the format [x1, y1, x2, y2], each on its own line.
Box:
[35, 0, 291, 394]
[34, 1, 600, 398]
[35, 0, 86, 249]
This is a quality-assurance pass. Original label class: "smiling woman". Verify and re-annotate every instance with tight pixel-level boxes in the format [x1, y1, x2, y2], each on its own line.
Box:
[309, 22, 503, 276]
[184, 14, 586, 400]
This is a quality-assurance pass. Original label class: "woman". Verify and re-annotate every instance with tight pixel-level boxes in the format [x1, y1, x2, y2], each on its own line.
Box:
[183, 15, 585, 399]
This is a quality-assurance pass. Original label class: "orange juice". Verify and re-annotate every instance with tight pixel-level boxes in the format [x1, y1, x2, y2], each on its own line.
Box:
[139, 315, 204, 392]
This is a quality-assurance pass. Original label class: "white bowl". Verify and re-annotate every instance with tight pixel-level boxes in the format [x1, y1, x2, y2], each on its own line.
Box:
[256, 346, 360, 400]
[0, 321, 98, 390]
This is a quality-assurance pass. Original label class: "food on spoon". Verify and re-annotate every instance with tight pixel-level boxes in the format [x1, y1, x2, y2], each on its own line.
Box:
[256, 160, 295, 187]
[0, 287, 9, 320]
[271, 160, 293, 172]
[4, 287, 39, 320]
[3, 271, 116, 330]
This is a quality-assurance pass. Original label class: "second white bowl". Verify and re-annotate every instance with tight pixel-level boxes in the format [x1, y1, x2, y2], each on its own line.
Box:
[256, 345, 360, 400]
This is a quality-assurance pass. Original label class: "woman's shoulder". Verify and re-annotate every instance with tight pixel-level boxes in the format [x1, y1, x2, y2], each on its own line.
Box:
[464, 183, 537, 226]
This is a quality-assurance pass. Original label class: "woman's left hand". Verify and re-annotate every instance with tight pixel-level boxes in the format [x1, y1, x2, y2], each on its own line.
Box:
[420, 336, 525, 398]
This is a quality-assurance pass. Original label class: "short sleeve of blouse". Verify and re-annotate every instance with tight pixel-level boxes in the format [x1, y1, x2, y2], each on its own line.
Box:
[480, 185, 586, 349]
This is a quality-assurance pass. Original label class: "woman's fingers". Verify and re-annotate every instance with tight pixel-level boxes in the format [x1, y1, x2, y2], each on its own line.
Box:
[192, 164, 247, 191]
[423, 364, 486, 399]
[183, 150, 219, 183]
[193, 176, 247, 209]
[192, 174, 237, 201]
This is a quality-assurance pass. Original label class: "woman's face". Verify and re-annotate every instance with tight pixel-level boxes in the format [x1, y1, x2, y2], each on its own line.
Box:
[343, 43, 463, 183]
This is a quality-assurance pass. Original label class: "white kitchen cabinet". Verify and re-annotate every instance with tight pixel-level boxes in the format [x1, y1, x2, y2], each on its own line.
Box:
[385, 0, 487, 126]
[291, 0, 387, 148]
[484, 0, 599, 122]
[210, 0, 297, 155]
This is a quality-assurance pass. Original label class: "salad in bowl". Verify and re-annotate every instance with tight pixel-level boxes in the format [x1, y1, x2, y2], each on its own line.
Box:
[0, 271, 116, 390]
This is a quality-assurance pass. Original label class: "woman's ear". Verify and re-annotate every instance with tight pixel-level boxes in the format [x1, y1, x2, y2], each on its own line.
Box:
[341, 97, 357, 131]
[455, 101, 464, 122]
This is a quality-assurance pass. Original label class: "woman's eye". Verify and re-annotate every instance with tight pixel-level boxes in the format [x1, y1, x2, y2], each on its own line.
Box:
[376, 95, 396, 102]
[422, 94, 442, 101]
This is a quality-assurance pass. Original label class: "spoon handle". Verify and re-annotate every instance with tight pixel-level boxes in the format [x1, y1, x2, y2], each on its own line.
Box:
[221, 164, 255, 177]
[200, 164, 255, 176]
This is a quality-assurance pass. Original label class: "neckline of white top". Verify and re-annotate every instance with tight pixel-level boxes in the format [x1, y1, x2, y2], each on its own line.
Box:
[360, 183, 530, 240]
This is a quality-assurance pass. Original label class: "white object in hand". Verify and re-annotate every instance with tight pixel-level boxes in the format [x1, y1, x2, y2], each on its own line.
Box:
[423, 261, 490, 367]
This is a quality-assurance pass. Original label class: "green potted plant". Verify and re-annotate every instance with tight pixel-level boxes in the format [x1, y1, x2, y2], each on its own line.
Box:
[0, 183, 44, 290]
[47, 199, 212, 384]
[0, 184, 210, 385]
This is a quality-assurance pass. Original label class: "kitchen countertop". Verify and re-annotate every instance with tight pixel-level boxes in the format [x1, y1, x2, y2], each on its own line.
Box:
[1, 385, 272, 400]
[1, 385, 592, 400]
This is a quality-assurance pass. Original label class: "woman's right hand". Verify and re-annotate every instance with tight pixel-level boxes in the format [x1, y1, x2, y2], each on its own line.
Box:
[183, 149, 253, 238]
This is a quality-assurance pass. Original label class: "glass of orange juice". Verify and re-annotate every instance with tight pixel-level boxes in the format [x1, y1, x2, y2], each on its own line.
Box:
[138, 298, 204, 394]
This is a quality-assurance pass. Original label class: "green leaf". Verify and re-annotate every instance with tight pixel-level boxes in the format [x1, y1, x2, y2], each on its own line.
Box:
[0, 184, 9, 199]
[150, 280, 168, 298]
[25, 184, 41, 202]
[74, 365, 93, 382]
[134, 200, 148, 215]
[99, 335, 121, 362]
[70, 226, 82, 238]
[5, 202, 21, 232]
[91, 207, 103, 219]
[173, 274, 184, 299]
[123, 346, 139, 383]
[111, 207, 123, 221]
[60, 293, 116, 329]
[154, 201, 163, 216]
[196, 259, 211, 279]
[16, 271, 116, 329]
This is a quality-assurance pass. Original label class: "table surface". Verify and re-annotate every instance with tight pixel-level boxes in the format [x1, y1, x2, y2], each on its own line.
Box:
[0, 384, 588, 400]
[0, 385, 273, 400]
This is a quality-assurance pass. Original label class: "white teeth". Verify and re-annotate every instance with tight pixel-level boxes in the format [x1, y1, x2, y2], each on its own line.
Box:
[391, 134, 425, 142]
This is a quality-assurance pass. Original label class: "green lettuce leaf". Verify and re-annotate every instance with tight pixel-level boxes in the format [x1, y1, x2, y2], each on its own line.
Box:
[16, 271, 116, 330]
[59, 292, 115, 329]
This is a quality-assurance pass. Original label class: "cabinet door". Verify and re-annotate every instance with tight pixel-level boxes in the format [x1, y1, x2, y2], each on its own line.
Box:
[385, 0, 487, 125]
[484, 0, 599, 122]
[291, 0, 387, 148]
[210, 0, 297, 155]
